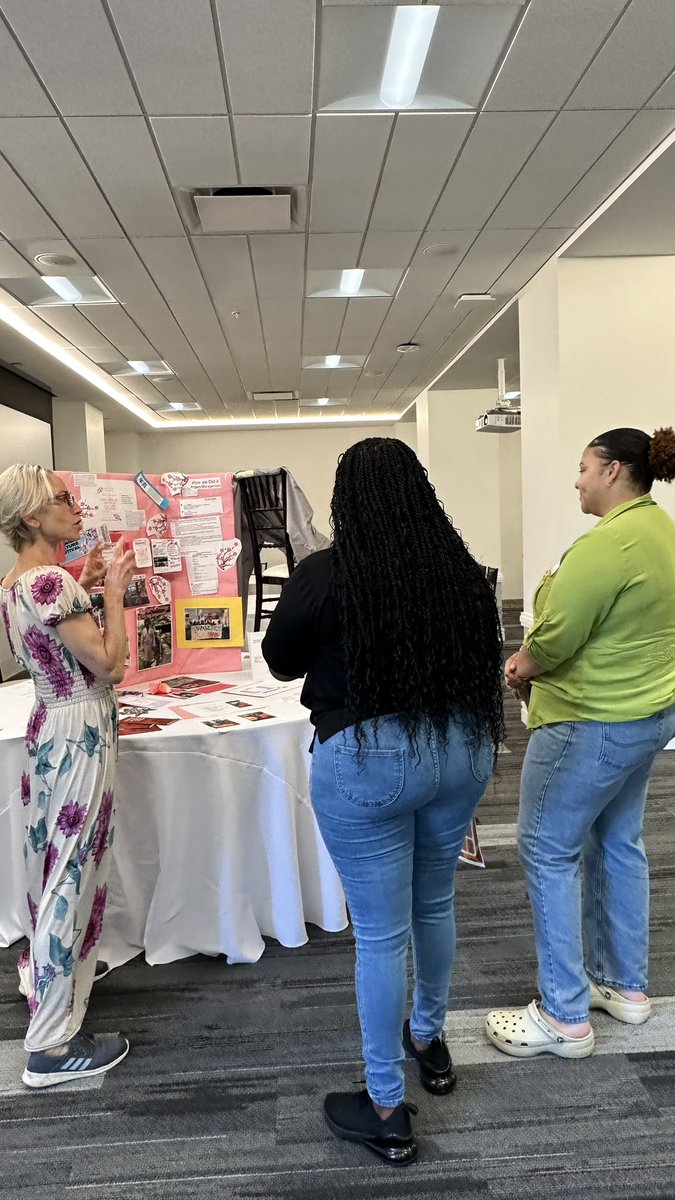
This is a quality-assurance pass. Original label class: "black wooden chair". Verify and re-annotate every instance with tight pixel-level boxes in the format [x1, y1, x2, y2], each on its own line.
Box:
[482, 565, 499, 592]
[236, 469, 295, 631]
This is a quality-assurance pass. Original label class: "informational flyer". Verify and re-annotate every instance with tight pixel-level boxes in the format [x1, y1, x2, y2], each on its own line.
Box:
[186, 550, 219, 596]
[151, 538, 182, 573]
[78, 479, 138, 531]
[170, 515, 223, 553]
[132, 538, 152, 568]
[179, 496, 223, 519]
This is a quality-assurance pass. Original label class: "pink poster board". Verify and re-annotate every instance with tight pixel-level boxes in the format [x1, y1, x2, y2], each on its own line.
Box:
[58, 470, 242, 685]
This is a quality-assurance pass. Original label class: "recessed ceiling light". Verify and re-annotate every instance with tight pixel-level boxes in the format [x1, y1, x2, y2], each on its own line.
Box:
[325, 354, 341, 368]
[396, 342, 419, 354]
[317, 398, 330, 406]
[42, 276, 82, 303]
[125, 359, 173, 375]
[422, 244, 457, 258]
[34, 253, 78, 268]
[380, 5, 440, 110]
[339, 268, 364, 297]
[363, 367, 386, 378]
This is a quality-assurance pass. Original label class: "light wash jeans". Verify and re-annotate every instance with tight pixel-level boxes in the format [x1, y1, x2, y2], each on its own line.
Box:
[310, 715, 493, 1107]
[518, 703, 675, 1023]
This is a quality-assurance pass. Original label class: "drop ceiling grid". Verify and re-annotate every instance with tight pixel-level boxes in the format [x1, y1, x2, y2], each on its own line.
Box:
[0, 0, 673, 425]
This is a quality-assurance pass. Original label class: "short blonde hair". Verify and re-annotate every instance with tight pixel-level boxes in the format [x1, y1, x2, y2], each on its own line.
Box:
[0, 464, 56, 553]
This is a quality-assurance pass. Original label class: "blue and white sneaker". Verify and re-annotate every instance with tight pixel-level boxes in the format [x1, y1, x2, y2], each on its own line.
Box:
[22, 1031, 129, 1089]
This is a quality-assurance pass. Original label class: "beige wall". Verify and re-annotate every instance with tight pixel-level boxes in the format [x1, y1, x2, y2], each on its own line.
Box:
[106, 422, 417, 535]
[519, 255, 675, 616]
[421, 389, 523, 598]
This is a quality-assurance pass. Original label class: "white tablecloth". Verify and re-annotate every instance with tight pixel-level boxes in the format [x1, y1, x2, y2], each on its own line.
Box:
[0, 676, 348, 965]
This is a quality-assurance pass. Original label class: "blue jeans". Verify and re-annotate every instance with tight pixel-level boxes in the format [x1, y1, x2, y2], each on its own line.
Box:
[518, 704, 675, 1023]
[310, 715, 493, 1107]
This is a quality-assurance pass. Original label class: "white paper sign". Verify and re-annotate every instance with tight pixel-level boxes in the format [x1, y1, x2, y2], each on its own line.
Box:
[170, 516, 223, 552]
[79, 480, 137, 531]
[246, 630, 269, 681]
[186, 551, 219, 596]
[151, 538, 182, 573]
[146, 513, 168, 538]
[73, 472, 96, 487]
[123, 509, 147, 530]
[186, 476, 221, 491]
[132, 538, 152, 568]
[179, 496, 223, 519]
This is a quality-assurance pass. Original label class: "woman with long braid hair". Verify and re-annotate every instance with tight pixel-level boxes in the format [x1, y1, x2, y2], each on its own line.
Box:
[263, 438, 504, 1165]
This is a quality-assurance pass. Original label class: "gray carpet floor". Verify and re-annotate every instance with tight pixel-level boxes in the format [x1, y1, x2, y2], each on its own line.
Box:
[1, 614, 674, 1198]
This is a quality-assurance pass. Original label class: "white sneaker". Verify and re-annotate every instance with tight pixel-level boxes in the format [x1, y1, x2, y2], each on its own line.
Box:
[589, 981, 651, 1024]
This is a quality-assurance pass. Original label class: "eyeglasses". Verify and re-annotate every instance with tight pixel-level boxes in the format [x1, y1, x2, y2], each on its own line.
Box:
[50, 491, 78, 509]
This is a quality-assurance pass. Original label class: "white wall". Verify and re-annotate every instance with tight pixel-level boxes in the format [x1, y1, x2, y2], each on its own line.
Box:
[106, 422, 417, 535]
[520, 256, 675, 616]
[423, 389, 523, 597]
[53, 399, 106, 472]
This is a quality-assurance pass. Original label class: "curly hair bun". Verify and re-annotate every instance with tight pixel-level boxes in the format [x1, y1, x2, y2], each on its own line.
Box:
[650, 427, 675, 483]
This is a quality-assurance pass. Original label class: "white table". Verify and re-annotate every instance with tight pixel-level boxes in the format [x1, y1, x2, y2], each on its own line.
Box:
[0, 675, 348, 966]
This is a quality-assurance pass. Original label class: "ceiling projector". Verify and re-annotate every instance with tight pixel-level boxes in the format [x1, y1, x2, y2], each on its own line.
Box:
[475, 407, 521, 433]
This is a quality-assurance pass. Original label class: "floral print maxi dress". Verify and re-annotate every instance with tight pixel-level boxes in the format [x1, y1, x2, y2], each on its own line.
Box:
[0, 566, 118, 1052]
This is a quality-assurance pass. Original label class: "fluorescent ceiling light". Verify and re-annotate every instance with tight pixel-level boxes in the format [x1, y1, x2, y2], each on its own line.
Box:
[379, 5, 439, 110]
[325, 354, 341, 368]
[339, 269, 364, 297]
[157, 413, 399, 430]
[127, 360, 151, 374]
[126, 359, 173, 375]
[42, 276, 82, 303]
[317, 398, 330, 406]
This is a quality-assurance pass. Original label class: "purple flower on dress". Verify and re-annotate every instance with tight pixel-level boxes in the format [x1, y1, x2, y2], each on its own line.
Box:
[80, 884, 107, 960]
[43, 842, 58, 887]
[24, 627, 61, 673]
[1, 600, 11, 644]
[49, 664, 74, 700]
[25, 701, 47, 748]
[80, 663, 97, 688]
[56, 801, 87, 838]
[20, 772, 31, 806]
[30, 572, 64, 607]
[92, 789, 114, 869]
[26, 994, 38, 1017]
[26, 894, 38, 932]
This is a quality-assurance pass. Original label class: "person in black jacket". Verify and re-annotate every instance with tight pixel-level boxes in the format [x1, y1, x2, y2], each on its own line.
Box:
[263, 438, 503, 1166]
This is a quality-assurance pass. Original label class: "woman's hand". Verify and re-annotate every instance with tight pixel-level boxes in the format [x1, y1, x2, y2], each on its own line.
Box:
[104, 543, 136, 600]
[79, 545, 107, 592]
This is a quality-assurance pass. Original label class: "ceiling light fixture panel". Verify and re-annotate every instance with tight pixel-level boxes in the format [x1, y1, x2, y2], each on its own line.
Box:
[379, 5, 440, 110]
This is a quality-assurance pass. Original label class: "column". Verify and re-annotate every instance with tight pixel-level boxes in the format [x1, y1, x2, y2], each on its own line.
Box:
[52, 399, 106, 473]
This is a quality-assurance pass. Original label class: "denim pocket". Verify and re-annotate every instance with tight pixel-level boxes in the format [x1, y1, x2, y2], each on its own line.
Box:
[599, 713, 664, 769]
[468, 734, 493, 783]
[334, 746, 405, 808]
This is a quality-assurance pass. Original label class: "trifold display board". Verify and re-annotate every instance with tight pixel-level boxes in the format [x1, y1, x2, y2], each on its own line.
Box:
[58, 471, 243, 686]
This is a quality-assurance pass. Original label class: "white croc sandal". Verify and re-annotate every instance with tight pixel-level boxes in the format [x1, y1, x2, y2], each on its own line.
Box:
[589, 981, 651, 1025]
[486, 1000, 595, 1059]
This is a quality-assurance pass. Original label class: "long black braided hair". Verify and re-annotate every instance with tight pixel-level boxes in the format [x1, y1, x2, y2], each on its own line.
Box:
[330, 437, 505, 755]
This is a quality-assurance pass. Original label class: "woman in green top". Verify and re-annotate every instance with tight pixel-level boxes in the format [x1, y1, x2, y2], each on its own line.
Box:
[486, 426, 675, 1060]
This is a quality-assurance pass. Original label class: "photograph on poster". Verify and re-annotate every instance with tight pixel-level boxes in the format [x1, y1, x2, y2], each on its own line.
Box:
[175, 596, 244, 649]
[203, 718, 239, 730]
[123, 574, 151, 608]
[136, 605, 173, 670]
[242, 710, 275, 723]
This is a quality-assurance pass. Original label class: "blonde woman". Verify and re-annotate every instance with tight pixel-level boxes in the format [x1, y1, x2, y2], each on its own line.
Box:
[0, 465, 134, 1088]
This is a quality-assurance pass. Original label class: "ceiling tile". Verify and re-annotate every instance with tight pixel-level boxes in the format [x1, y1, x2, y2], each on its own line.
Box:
[647, 69, 675, 109]
[311, 114, 393, 232]
[0, 118, 122, 238]
[491, 228, 572, 296]
[485, 0, 626, 111]
[546, 109, 675, 229]
[1, 0, 140, 116]
[307, 234, 363, 270]
[0, 239, 34, 277]
[191, 234, 267, 358]
[0, 160, 61, 241]
[429, 111, 553, 231]
[35, 306, 120, 361]
[152, 117, 237, 187]
[108, 0, 226, 115]
[234, 116, 311, 185]
[402, 231, 477, 295]
[0, 20, 54, 116]
[359, 230, 419, 268]
[369, 113, 472, 232]
[67, 117, 182, 236]
[302, 299, 348, 355]
[216, 0, 315, 115]
[338, 298, 391, 355]
[566, 0, 675, 110]
[133, 237, 224, 343]
[447, 227, 534, 294]
[488, 110, 633, 229]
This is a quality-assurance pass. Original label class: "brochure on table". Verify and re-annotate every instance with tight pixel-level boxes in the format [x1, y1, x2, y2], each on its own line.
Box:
[58, 470, 243, 685]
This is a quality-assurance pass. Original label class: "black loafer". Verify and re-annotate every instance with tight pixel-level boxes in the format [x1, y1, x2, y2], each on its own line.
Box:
[403, 1019, 457, 1096]
[323, 1089, 419, 1166]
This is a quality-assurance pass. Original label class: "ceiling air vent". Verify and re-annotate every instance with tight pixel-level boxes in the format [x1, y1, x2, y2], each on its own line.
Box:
[193, 186, 292, 233]
[250, 391, 298, 403]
